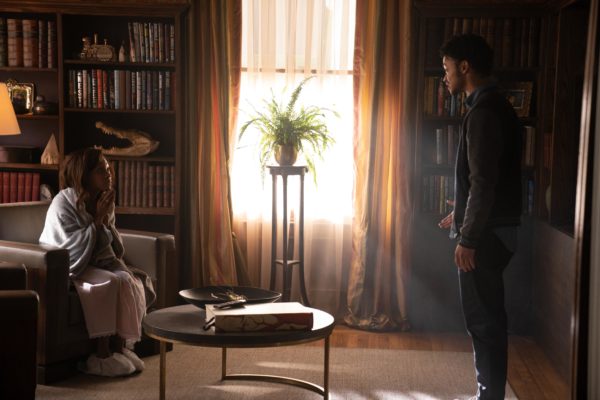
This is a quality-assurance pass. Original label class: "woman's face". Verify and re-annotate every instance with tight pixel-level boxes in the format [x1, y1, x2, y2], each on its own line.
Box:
[88, 156, 112, 193]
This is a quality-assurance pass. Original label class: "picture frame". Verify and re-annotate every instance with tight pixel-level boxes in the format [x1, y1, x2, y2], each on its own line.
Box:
[503, 81, 533, 118]
[5, 79, 35, 115]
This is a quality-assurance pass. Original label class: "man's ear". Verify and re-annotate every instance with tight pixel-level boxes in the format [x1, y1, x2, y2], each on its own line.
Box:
[458, 60, 469, 74]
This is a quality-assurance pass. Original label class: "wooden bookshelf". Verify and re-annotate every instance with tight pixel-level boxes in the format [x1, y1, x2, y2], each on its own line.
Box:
[0, 2, 186, 236]
[411, 3, 546, 334]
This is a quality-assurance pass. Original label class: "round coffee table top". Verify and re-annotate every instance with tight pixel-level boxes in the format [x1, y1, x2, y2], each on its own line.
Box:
[143, 304, 335, 348]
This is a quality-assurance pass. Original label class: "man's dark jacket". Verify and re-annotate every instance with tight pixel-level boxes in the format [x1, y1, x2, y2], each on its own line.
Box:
[452, 85, 522, 248]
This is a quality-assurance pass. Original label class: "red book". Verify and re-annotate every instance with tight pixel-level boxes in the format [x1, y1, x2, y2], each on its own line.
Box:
[9, 172, 18, 203]
[17, 172, 25, 201]
[97, 69, 103, 109]
[31, 173, 40, 201]
[2, 172, 9, 203]
[0, 172, 3, 203]
[24, 172, 33, 201]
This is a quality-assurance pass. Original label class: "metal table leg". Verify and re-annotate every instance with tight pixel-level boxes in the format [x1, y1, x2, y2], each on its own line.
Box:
[160, 341, 167, 400]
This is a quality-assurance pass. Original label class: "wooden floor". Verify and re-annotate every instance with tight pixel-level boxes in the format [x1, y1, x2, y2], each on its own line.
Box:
[310, 325, 570, 400]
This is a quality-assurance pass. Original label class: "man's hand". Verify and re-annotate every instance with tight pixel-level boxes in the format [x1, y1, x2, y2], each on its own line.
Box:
[438, 200, 455, 229]
[455, 243, 476, 272]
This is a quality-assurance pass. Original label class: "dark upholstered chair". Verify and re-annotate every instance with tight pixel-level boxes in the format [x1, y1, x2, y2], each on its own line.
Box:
[0, 262, 38, 400]
[0, 201, 177, 383]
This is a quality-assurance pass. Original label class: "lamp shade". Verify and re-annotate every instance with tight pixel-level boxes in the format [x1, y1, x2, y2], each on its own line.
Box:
[0, 83, 21, 135]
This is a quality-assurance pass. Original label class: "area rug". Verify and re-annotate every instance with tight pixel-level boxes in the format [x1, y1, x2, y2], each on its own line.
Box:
[37, 345, 518, 399]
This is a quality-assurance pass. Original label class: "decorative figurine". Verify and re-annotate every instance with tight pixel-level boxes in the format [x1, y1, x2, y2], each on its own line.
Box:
[80, 36, 92, 59]
[41, 134, 60, 165]
[118, 41, 126, 62]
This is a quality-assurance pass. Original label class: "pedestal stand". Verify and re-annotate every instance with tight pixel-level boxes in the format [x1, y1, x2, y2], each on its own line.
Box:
[268, 165, 310, 306]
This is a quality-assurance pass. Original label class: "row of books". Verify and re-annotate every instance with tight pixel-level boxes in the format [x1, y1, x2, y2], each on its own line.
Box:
[423, 76, 467, 117]
[67, 69, 172, 111]
[0, 172, 41, 203]
[421, 174, 454, 215]
[112, 160, 175, 208]
[428, 125, 459, 166]
[127, 22, 175, 64]
[426, 17, 540, 68]
[0, 18, 57, 68]
[426, 125, 535, 167]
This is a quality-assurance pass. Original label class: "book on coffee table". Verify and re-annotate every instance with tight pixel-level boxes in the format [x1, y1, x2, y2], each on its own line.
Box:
[205, 302, 314, 333]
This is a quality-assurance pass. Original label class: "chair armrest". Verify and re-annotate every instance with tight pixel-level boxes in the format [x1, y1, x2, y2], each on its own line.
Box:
[0, 262, 27, 290]
[120, 229, 177, 308]
[0, 240, 70, 356]
[0, 290, 38, 400]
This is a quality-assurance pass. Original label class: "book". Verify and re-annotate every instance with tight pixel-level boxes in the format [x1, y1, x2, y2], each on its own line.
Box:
[25, 172, 33, 201]
[32, 173, 40, 201]
[9, 172, 17, 203]
[38, 20, 47, 68]
[205, 302, 314, 333]
[0, 17, 7, 67]
[7, 18, 23, 67]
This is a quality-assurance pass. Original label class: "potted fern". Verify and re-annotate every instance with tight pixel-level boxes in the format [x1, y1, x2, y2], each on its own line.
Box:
[238, 76, 337, 181]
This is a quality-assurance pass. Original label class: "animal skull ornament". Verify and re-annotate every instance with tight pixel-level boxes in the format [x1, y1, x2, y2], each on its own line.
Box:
[94, 121, 159, 157]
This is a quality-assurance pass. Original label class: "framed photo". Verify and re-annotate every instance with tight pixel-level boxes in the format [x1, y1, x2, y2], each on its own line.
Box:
[5, 79, 35, 114]
[504, 81, 533, 118]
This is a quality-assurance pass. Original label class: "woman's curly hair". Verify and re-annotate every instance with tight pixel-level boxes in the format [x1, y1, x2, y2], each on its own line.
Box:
[60, 147, 109, 211]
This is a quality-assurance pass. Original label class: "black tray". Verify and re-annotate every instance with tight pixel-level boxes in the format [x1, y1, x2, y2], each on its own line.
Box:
[179, 286, 281, 309]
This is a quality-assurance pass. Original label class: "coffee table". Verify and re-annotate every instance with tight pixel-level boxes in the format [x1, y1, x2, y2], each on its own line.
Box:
[142, 304, 335, 399]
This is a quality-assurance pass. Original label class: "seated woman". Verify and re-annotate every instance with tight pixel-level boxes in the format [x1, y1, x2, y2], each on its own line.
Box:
[40, 147, 155, 377]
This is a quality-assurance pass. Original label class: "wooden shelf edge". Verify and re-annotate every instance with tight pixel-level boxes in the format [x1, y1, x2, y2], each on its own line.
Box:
[0, 67, 57, 72]
[64, 59, 176, 68]
[17, 114, 59, 120]
[115, 207, 175, 215]
[106, 155, 174, 163]
[0, 163, 59, 171]
[64, 108, 174, 115]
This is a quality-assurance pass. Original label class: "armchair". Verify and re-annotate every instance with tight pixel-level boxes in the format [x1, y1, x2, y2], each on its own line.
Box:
[0, 201, 177, 384]
[0, 262, 38, 400]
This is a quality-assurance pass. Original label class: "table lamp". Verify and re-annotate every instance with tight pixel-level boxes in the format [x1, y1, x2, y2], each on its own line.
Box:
[0, 82, 21, 135]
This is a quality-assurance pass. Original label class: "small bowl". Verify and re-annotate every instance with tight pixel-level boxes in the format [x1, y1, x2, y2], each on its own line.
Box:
[179, 286, 281, 309]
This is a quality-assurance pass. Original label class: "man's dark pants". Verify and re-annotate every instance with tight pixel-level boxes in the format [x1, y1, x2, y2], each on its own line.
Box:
[458, 230, 514, 400]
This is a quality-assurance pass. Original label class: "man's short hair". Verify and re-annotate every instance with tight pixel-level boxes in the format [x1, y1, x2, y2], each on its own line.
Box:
[439, 34, 493, 77]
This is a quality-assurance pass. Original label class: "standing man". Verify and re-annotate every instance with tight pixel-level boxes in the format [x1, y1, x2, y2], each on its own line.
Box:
[437, 34, 522, 400]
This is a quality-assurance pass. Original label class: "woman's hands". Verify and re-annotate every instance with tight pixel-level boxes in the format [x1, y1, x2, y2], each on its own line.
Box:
[95, 189, 115, 227]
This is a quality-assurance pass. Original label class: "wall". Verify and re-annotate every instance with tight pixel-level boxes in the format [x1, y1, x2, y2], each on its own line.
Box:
[531, 220, 575, 385]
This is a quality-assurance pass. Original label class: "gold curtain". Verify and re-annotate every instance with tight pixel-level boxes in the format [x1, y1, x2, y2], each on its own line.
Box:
[345, 0, 413, 331]
[180, 0, 248, 287]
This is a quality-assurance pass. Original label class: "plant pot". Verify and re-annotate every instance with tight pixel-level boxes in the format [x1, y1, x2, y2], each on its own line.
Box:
[274, 145, 298, 166]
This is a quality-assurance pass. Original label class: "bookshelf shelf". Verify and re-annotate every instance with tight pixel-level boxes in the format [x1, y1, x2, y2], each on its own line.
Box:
[64, 59, 176, 69]
[64, 108, 175, 115]
[105, 155, 175, 163]
[116, 206, 175, 215]
[17, 114, 59, 120]
[0, 163, 59, 171]
[0, 67, 57, 72]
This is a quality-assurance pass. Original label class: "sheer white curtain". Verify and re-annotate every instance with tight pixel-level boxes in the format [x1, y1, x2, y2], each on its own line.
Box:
[231, 0, 355, 315]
